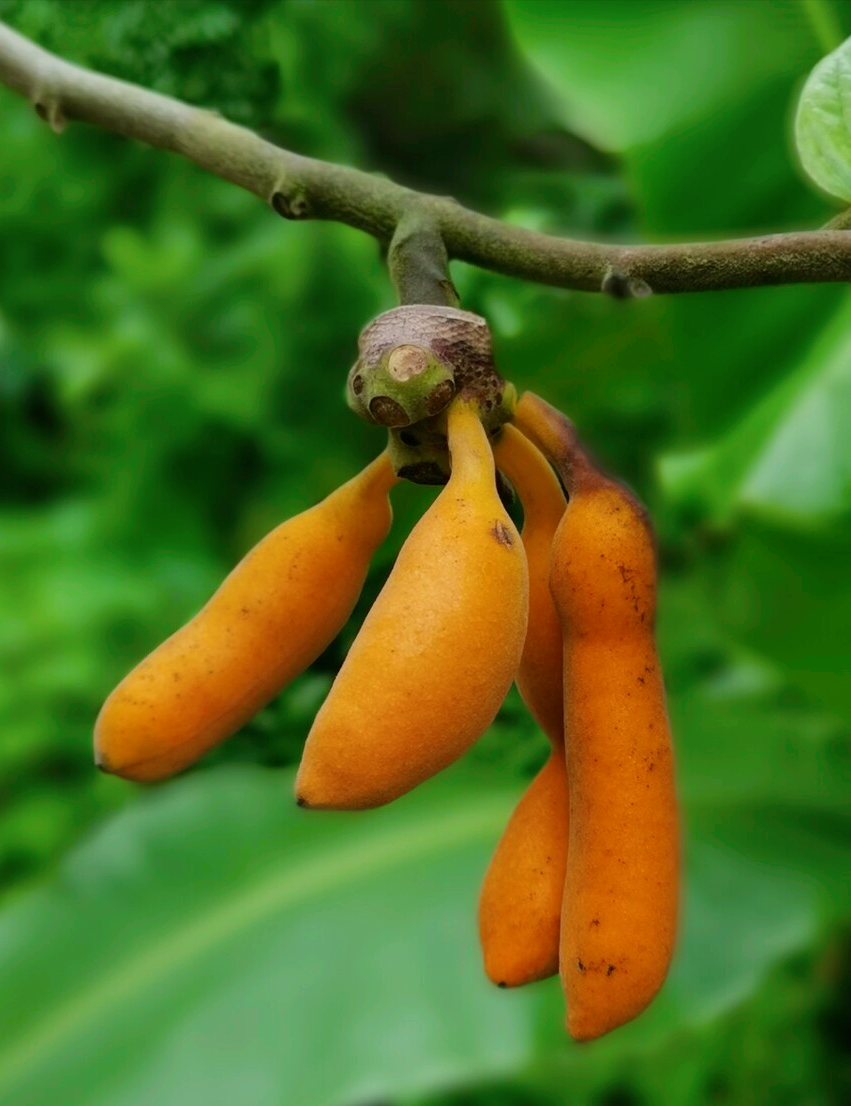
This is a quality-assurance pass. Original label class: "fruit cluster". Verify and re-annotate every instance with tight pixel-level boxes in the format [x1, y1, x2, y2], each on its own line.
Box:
[95, 385, 678, 1042]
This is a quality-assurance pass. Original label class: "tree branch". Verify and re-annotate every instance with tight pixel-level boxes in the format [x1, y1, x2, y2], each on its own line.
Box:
[1, 19, 850, 297]
[387, 210, 459, 307]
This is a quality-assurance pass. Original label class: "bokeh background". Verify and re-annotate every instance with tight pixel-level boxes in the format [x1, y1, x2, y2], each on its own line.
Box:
[1, 1, 850, 1104]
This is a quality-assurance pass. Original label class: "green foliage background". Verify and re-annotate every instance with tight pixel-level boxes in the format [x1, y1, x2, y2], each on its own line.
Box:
[1, 1, 850, 1104]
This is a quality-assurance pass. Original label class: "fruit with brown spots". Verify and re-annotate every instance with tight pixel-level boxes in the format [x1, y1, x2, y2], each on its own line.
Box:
[296, 397, 529, 810]
[94, 453, 397, 782]
[514, 391, 679, 1042]
[479, 424, 568, 986]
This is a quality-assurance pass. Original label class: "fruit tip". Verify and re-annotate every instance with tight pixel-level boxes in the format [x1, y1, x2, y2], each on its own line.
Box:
[566, 1009, 609, 1044]
[482, 952, 527, 990]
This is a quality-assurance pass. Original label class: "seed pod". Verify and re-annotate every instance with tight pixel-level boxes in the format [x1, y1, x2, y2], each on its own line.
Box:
[296, 398, 529, 810]
[479, 752, 568, 988]
[95, 453, 397, 782]
[479, 424, 568, 986]
[514, 391, 679, 1043]
[494, 425, 566, 743]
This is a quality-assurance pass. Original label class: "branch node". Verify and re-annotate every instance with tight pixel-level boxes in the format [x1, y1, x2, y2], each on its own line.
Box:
[368, 395, 409, 426]
[822, 207, 851, 231]
[602, 266, 653, 300]
[271, 190, 310, 220]
[33, 92, 66, 134]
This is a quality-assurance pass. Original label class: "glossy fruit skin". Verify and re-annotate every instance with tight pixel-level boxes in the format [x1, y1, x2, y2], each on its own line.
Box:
[495, 425, 566, 744]
[514, 391, 679, 1043]
[478, 424, 568, 986]
[479, 751, 568, 986]
[295, 399, 529, 811]
[94, 453, 397, 782]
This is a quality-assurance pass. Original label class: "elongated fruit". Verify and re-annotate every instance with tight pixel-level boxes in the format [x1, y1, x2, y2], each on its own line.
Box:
[95, 453, 397, 782]
[514, 391, 679, 1042]
[296, 398, 529, 810]
[479, 424, 568, 986]
[494, 425, 566, 743]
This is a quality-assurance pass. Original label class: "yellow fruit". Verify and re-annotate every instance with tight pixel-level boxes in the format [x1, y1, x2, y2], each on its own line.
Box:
[479, 424, 568, 986]
[95, 453, 397, 782]
[495, 424, 566, 743]
[296, 398, 529, 810]
[479, 750, 568, 986]
[514, 391, 679, 1042]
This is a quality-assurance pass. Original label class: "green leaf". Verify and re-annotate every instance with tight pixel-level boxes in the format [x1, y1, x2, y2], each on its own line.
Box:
[0, 767, 536, 1106]
[506, 0, 826, 244]
[796, 35, 851, 202]
[0, 764, 848, 1106]
[658, 290, 851, 527]
[704, 519, 851, 720]
[505, 1, 819, 158]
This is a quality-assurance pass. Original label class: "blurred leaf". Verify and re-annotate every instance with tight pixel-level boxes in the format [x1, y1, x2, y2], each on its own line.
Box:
[669, 675, 850, 814]
[1, 763, 850, 1106]
[342, 0, 613, 211]
[504, 0, 819, 155]
[659, 290, 851, 527]
[796, 34, 851, 202]
[704, 519, 851, 720]
[0, 768, 535, 1106]
[0, 0, 281, 125]
[506, 0, 827, 241]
